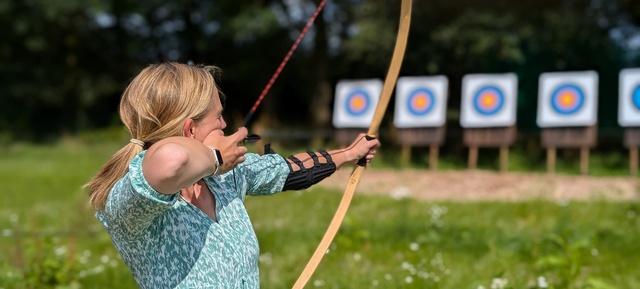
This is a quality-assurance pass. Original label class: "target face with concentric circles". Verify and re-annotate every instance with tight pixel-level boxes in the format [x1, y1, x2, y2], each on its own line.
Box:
[406, 87, 436, 116]
[473, 86, 505, 116]
[632, 84, 640, 111]
[550, 83, 585, 115]
[344, 88, 371, 116]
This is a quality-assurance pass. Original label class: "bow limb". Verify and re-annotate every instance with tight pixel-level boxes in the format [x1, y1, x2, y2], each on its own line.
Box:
[291, 1, 412, 288]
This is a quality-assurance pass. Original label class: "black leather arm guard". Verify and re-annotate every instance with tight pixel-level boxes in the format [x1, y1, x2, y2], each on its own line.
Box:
[282, 150, 337, 191]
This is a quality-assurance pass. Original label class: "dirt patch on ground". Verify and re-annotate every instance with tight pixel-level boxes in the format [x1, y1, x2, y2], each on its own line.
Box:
[318, 168, 639, 201]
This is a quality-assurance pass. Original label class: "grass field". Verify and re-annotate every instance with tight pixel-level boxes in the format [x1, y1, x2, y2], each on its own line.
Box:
[1, 135, 639, 289]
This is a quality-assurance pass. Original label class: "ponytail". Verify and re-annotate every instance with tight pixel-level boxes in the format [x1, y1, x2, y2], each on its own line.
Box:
[85, 142, 143, 210]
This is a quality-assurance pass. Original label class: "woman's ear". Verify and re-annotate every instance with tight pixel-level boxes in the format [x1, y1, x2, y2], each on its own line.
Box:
[182, 119, 195, 138]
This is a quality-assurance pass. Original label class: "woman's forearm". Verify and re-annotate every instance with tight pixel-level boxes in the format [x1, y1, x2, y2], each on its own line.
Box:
[143, 137, 216, 194]
[286, 149, 353, 170]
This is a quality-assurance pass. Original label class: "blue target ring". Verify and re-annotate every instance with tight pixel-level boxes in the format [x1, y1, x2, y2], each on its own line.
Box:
[344, 88, 371, 116]
[472, 85, 505, 116]
[550, 83, 585, 115]
[632, 84, 640, 111]
[406, 87, 436, 116]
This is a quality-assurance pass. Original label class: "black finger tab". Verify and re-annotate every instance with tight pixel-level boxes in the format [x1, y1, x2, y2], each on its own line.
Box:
[244, 133, 261, 143]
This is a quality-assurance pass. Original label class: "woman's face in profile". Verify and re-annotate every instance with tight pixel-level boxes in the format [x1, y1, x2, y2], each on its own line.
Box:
[190, 88, 227, 142]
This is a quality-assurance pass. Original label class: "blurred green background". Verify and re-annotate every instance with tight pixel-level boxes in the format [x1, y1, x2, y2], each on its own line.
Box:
[2, 0, 640, 288]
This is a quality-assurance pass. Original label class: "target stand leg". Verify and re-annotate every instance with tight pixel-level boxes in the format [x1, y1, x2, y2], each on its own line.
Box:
[499, 145, 509, 172]
[468, 145, 478, 170]
[400, 145, 411, 167]
[631, 146, 638, 176]
[429, 144, 439, 171]
[547, 147, 556, 175]
[580, 146, 589, 175]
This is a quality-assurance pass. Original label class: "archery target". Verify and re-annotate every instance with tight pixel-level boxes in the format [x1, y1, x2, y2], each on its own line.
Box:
[345, 89, 371, 116]
[394, 76, 448, 128]
[333, 79, 382, 128]
[460, 73, 517, 128]
[537, 71, 598, 127]
[473, 86, 505, 115]
[619, 68, 640, 127]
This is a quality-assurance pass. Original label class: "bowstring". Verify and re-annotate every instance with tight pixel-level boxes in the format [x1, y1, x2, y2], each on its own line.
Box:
[243, 0, 327, 127]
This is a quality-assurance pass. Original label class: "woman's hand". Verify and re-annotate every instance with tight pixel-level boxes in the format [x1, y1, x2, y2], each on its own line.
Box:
[203, 127, 248, 174]
[347, 133, 380, 165]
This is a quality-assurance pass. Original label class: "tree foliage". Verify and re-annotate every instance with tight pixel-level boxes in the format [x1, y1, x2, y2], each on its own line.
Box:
[0, 0, 638, 141]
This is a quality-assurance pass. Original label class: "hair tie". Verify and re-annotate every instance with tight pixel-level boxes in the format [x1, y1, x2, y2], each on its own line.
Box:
[129, 139, 145, 147]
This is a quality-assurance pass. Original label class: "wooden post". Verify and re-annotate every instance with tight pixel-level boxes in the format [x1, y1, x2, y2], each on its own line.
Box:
[499, 145, 509, 172]
[580, 146, 589, 175]
[400, 144, 411, 166]
[429, 144, 439, 170]
[468, 145, 478, 169]
[547, 146, 556, 174]
[631, 146, 638, 176]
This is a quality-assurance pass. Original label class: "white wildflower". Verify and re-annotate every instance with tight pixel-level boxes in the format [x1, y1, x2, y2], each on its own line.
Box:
[409, 242, 419, 251]
[404, 276, 413, 284]
[313, 279, 325, 287]
[384, 273, 393, 281]
[353, 252, 362, 262]
[2, 229, 12, 237]
[371, 280, 379, 287]
[259, 252, 272, 265]
[401, 261, 412, 270]
[100, 254, 110, 264]
[54, 246, 67, 256]
[78, 250, 91, 264]
[391, 186, 411, 200]
[477, 286, 486, 289]
[537, 276, 548, 288]
[92, 265, 105, 274]
[417, 271, 430, 279]
[430, 205, 448, 224]
[591, 248, 599, 256]
[490, 277, 508, 289]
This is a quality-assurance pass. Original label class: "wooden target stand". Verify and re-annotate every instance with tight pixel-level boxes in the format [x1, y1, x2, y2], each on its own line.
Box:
[463, 126, 516, 171]
[624, 128, 640, 176]
[395, 127, 445, 169]
[541, 126, 597, 175]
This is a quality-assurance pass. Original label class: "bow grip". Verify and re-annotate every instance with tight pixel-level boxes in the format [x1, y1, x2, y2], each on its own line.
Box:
[356, 135, 376, 167]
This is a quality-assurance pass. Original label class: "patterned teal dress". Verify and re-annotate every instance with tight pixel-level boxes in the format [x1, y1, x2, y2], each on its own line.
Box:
[96, 151, 290, 289]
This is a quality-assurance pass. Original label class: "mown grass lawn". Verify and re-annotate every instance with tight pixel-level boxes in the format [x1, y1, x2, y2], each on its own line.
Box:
[1, 138, 638, 289]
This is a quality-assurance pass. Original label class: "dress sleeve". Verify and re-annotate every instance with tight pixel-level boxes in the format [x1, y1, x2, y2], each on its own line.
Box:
[236, 153, 290, 196]
[102, 151, 178, 236]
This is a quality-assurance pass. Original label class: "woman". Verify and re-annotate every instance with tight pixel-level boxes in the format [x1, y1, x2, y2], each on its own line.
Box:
[86, 62, 379, 289]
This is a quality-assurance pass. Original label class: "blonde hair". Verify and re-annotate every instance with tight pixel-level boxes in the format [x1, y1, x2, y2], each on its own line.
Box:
[86, 62, 221, 210]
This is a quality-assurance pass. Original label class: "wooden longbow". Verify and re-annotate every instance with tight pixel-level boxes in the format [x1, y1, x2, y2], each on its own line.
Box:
[291, 1, 413, 288]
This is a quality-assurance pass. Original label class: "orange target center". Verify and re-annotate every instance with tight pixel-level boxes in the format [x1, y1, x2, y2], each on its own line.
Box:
[481, 93, 497, 107]
[413, 94, 428, 108]
[351, 96, 365, 110]
[559, 92, 575, 106]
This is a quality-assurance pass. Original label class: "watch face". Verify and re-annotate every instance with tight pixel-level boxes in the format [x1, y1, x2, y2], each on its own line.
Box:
[214, 149, 224, 165]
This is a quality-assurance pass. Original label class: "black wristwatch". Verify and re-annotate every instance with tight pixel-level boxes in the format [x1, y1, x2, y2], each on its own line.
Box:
[210, 148, 224, 175]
